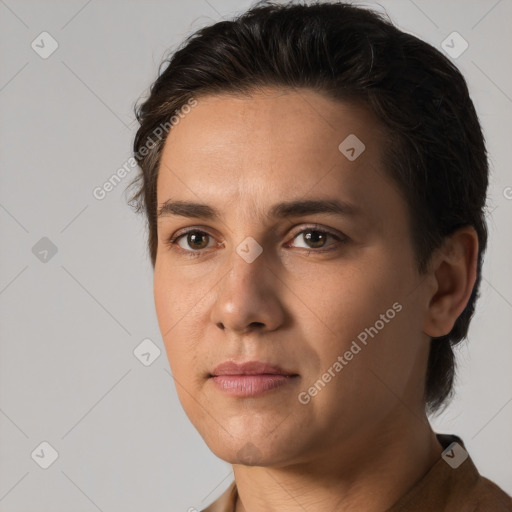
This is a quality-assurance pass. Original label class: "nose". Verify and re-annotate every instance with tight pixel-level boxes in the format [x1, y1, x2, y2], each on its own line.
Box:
[210, 246, 286, 335]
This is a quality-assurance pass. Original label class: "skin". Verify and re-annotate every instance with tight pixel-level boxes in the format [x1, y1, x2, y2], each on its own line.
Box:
[153, 87, 478, 512]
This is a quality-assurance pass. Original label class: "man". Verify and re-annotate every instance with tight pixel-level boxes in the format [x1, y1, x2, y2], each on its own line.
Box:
[128, 1, 512, 510]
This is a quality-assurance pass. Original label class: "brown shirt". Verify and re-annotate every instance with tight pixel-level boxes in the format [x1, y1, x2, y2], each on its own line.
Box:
[201, 433, 512, 512]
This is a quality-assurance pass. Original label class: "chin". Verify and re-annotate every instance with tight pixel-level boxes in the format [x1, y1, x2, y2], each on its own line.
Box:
[233, 441, 265, 465]
[204, 436, 265, 465]
[205, 434, 300, 467]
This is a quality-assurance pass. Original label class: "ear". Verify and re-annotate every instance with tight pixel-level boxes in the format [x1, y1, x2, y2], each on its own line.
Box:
[422, 226, 479, 338]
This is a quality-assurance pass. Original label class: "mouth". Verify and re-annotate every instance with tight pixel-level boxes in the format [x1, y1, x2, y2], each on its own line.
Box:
[210, 360, 297, 377]
[209, 360, 299, 397]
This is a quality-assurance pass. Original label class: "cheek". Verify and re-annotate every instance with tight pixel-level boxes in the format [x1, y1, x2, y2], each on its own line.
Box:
[315, 288, 425, 415]
[306, 250, 417, 371]
[153, 268, 196, 374]
[153, 262, 200, 333]
[153, 263, 218, 392]
[153, 272, 174, 342]
[306, 259, 400, 332]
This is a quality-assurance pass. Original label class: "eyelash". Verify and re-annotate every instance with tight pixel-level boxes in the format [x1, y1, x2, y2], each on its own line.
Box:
[165, 224, 347, 258]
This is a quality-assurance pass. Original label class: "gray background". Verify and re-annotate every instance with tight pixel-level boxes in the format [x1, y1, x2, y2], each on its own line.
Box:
[0, 0, 511, 510]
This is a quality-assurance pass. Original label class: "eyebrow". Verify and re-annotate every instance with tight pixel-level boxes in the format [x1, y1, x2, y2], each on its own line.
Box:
[157, 198, 360, 221]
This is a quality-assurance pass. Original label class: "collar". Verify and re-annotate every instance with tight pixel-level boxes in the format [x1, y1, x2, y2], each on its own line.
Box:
[201, 433, 512, 512]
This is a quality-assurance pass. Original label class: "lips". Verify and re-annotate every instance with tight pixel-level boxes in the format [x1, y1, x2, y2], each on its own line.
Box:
[210, 360, 297, 377]
[209, 361, 299, 397]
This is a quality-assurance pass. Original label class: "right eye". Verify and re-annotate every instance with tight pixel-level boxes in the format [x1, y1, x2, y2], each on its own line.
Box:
[166, 229, 218, 253]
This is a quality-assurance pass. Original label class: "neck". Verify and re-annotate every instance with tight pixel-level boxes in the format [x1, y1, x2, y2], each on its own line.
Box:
[232, 411, 443, 512]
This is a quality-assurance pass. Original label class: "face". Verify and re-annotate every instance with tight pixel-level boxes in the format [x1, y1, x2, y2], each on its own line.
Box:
[153, 88, 433, 467]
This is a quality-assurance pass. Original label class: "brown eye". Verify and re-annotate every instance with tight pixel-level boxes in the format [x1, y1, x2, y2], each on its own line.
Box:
[303, 230, 328, 248]
[175, 230, 214, 251]
[290, 228, 341, 250]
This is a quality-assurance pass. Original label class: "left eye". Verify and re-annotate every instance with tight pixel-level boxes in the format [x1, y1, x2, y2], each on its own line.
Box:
[288, 228, 341, 249]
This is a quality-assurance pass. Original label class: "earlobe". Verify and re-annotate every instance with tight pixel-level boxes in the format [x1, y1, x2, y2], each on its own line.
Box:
[422, 226, 479, 338]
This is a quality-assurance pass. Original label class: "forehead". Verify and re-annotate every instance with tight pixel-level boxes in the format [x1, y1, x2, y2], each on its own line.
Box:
[156, 88, 399, 222]
[161, 87, 382, 165]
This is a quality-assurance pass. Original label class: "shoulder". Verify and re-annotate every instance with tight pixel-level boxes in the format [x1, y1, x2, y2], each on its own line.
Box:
[390, 433, 512, 512]
[465, 474, 512, 512]
[439, 433, 512, 512]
